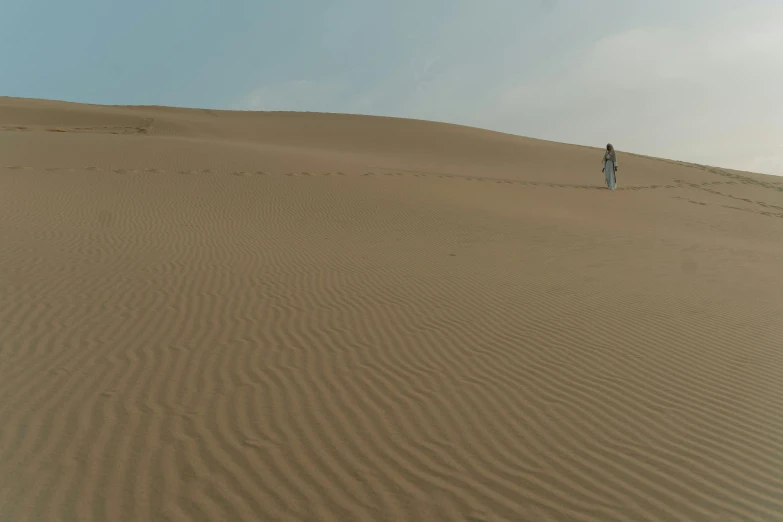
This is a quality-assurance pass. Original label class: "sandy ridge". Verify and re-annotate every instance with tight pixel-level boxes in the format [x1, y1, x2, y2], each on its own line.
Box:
[2, 98, 782, 521]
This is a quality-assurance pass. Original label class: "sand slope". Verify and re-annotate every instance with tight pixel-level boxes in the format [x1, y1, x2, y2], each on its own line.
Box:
[1, 96, 782, 522]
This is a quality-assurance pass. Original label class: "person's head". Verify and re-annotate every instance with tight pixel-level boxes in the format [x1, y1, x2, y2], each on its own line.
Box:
[606, 143, 613, 151]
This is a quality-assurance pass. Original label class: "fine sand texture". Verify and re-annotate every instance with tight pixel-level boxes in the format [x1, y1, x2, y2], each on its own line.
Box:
[1, 96, 783, 522]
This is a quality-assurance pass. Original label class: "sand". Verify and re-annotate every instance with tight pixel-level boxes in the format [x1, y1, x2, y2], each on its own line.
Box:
[1, 96, 782, 522]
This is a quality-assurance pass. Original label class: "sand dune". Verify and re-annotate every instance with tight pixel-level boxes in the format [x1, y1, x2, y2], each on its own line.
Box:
[1, 96, 782, 522]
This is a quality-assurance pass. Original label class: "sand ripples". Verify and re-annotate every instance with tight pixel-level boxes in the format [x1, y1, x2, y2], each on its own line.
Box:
[2, 162, 782, 522]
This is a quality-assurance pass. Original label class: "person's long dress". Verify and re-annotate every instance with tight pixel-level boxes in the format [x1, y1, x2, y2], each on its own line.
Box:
[604, 152, 617, 190]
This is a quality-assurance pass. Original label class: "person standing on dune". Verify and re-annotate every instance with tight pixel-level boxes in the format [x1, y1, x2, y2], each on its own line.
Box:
[602, 143, 618, 190]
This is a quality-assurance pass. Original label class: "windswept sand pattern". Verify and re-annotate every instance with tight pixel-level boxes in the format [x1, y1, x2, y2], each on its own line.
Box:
[2, 98, 783, 522]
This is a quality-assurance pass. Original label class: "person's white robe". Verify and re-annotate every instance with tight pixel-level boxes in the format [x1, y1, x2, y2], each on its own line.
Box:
[604, 152, 617, 190]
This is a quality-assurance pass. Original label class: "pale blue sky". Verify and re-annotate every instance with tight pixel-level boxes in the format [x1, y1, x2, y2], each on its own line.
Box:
[3, 0, 782, 174]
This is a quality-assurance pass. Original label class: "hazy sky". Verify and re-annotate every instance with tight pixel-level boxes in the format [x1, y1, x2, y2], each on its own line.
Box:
[3, 0, 782, 175]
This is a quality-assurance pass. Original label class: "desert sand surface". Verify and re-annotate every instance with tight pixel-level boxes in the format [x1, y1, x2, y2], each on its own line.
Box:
[1, 96, 782, 522]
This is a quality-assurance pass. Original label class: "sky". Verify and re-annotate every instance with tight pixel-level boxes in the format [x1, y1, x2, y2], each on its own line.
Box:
[2, 0, 782, 175]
